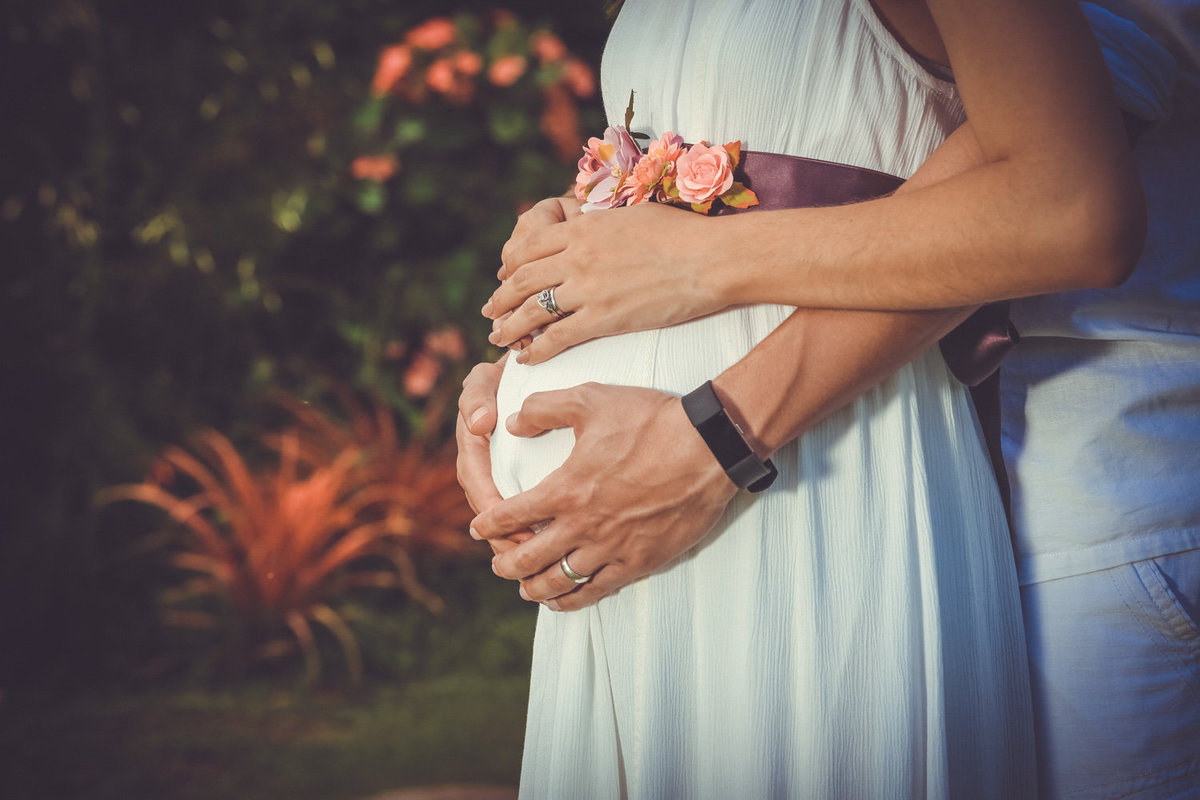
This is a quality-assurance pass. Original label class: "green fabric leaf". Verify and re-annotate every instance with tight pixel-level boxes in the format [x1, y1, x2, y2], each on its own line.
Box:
[720, 183, 758, 210]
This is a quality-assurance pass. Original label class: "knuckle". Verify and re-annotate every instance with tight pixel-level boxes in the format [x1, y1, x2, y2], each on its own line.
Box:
[509, 268, 533, 296]
[569, 383, 599, 412]
[512, 548, 540, 576]
[519, 294, 542, 318]
[557, 484, 588, 510]
[490, 505, 515, 531]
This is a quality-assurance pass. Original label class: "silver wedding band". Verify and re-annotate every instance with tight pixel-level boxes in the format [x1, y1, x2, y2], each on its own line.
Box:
[560, 555, 591, 584]
[536, 287, 569, 320]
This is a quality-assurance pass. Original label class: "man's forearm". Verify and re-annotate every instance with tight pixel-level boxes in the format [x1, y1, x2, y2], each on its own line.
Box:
[714, 307, 968, 457]
[711, 123, 987, 454]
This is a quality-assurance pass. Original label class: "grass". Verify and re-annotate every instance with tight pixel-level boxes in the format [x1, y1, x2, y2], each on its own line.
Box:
[0, 672, 530, 800]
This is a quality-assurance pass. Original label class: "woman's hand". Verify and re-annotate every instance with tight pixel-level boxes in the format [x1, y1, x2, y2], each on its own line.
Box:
[467, 383, 738, 611]
[484, 201, 725, 365]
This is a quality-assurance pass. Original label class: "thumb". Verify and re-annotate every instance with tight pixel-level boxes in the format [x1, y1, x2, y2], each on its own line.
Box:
[459, 357, 505, 436]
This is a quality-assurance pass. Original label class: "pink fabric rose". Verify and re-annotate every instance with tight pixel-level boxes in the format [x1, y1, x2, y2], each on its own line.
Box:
[675, 142, 735, 204]
[578, 125, 642, 211]
[574, 138, 606, 200]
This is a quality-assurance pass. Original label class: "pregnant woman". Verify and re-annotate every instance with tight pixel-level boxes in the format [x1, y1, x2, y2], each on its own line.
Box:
[471, 0, 1142, 797]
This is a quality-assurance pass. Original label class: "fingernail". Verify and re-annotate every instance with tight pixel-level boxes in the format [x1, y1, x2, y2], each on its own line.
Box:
[519, 586, 531, 601]
[505, 412, 519, 431]
[491, 558, 501, 575]
[469, 526, 481, 540]
[488, 331, 500, 345]
[468, 408, 488, 428]
[545, 601, 561, 612]
[516, 350, 529, 364]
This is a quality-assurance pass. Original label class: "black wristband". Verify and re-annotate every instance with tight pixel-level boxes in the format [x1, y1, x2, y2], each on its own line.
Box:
[681, 381, 777, 493]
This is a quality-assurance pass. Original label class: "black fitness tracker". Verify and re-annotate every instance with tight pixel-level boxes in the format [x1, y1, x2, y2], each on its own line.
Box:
[681, 381, 778, 493]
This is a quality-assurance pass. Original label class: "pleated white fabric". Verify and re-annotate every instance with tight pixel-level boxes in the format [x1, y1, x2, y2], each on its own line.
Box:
[489, 1, 1036, 797]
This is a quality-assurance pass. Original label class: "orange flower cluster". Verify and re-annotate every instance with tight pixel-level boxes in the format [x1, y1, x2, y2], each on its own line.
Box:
[402, 326, 466, 398]
[349, 154, 398, 183]
[363, 11, 596, 163]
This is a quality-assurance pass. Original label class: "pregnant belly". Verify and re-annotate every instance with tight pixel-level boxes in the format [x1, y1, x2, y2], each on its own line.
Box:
[489, 304, 794, 498]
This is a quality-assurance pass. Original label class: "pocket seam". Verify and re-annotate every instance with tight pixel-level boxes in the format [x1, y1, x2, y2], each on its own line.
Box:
[1141, 558, 1200, 646]
[1114, 560, 1200, 688]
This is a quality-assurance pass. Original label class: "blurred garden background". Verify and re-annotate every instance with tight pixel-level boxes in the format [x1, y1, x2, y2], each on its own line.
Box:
[0, 1, 610, 796]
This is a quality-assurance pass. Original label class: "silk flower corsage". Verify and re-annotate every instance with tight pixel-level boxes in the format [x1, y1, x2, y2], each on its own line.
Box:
[575, 93, 759, 215]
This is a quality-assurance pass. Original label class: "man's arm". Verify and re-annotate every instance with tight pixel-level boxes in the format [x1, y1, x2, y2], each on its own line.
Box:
[467, 126, 988, 610]
[483, 0, 1144, 365]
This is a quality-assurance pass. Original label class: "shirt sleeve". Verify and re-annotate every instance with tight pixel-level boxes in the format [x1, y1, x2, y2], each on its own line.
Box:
[1081, 1, 1179, 122]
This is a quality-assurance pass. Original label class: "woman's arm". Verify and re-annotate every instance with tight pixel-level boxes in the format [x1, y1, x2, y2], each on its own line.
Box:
[467, 127, 988, 610]
[483, 0, 1144, 365]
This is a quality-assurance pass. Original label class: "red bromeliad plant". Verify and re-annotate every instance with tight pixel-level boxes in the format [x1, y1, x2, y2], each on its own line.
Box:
[99, 395, 474, 684]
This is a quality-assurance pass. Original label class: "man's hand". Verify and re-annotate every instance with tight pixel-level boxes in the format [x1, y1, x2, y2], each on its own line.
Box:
[468, 383, 738, 611]
[455, 355, 530, 555]
[457, 195, 585, 554]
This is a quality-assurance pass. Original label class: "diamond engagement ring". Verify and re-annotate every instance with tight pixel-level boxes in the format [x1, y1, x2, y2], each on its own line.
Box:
[560, 555, 591, 584]
[536, 287, 568, 320]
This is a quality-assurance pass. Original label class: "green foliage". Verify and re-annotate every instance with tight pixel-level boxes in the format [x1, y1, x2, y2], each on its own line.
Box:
[0, 0, 608, 688]
[0, 674, 532, 799]
[98, 393, 478, 684]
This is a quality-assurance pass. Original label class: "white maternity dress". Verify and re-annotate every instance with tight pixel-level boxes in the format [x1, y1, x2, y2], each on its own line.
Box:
[490, 1, 1036, 797]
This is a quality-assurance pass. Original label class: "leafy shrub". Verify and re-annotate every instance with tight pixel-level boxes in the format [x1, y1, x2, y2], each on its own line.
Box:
[99, 394, 474, 684]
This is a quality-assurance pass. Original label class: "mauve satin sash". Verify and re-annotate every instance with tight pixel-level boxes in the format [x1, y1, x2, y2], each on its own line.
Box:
[719, 149, 1017, 504]
[717, 148, 1019, 384]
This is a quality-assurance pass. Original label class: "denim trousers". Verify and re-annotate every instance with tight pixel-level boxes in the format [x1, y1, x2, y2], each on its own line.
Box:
[1021, 548, 1200, 799]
